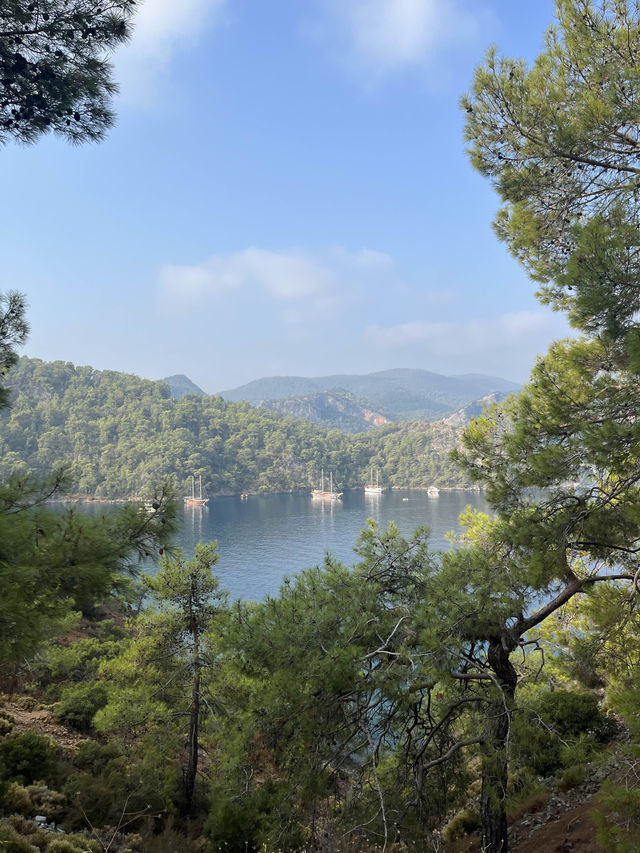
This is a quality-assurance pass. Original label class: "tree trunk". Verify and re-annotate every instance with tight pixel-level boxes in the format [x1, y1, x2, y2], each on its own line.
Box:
[480, 637, 518, 853]
[183, 623, 200, 816]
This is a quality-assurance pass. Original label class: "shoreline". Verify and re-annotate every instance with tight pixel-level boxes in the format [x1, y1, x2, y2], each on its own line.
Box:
[48, 484, 482, 504]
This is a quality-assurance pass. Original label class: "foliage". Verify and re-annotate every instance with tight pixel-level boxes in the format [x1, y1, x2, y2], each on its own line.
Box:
[0, 816, 102, 852]
[442, 807, 482, 842]
[0, 292, 28, 411]
[592, 781, 640, 852]
[207, 523, 475, 852]
[97, 544, 226, 816]
[0, 356, 470, 497]
[4, 782, 66, 821]
[463, 0, 640, 341]
[455, 2, 640, 847]
[53, 682, 108, 732]
[0, 474, 177, 674]
[0, 732, 59, 786]
[32, 630, 127, 701]
[0, 0, 136, 146]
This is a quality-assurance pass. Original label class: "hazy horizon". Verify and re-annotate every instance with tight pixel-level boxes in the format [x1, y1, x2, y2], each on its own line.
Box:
[4, 0, 567, 391]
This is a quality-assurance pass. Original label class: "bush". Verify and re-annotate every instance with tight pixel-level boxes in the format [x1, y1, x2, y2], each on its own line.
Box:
[4, 783, 67, 822]
[71, 740, 122, 774]
[33, 635, 126, 699]
[558, 764, 588, 792]
[592, 782, 640, 853]
[0, 732, 58, 786]
[53, 683, 108, 733]
[536, 690, 602, 737]
[513, 689, 606, 776]
[0, 819, 37, 853]
[442, 807, 482, 841]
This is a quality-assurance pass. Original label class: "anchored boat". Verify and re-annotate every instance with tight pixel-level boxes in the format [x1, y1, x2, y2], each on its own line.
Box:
[311, 469, 342, 500]
[184, 475, 209, 506]
[364, 468, 385, 494]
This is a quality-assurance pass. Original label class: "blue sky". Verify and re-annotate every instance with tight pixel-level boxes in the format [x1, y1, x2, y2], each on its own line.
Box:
[1, 0, 569, 393]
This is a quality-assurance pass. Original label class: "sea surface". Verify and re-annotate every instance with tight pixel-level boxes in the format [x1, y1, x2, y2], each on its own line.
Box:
[174, 489, 489, 601]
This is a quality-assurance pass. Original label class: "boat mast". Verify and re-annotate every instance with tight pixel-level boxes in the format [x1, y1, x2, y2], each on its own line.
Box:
[191, 475, 195, 500]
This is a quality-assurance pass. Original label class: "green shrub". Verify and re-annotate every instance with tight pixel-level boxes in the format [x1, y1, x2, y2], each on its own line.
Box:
[592, 782, 640, 852]
[0, 717, 14, 735]
[53, 683, 107, 733]
[536, 690, 602, 737]
[558, 764, 588, 792]
[71, 740, 122, 774]
[513, 689, 607, 776]
[15, 697, 40, 712]
[442, 807, 481, 841]
[0, 732, 58, 786]
[0, 819, 37, 852]
[4, 782, 33, 815]
[34, 635, 126, 698]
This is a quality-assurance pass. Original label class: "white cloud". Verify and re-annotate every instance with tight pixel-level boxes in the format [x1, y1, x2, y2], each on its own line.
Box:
[320, 0, 490, 75]
[158, 245, 395, 320]
[116, 0, 227, 102]
[364, 311, 572, 379]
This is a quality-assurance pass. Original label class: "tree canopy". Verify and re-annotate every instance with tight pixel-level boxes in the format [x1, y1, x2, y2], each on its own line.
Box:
[0, 0, 136, 145]
[456, 1, 640, 848]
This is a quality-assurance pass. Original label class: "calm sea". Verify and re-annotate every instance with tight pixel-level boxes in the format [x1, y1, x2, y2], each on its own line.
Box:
[176, 489, 489, 601]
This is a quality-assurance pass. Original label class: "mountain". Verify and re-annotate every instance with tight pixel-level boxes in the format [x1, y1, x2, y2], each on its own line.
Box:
[1, 357, 472, 498]
[219, 368, 520, 422]
[440, 392, 510, 428]
[161, 374, 204, 398]
[260, 390, 391, 433]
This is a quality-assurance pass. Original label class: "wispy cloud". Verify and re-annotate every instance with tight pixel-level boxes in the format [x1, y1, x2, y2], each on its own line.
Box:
[364, 311, 572, 380]
[317, 0, 493, 79]
[158, 246, 394, 322]
[116, 0, 228, 103]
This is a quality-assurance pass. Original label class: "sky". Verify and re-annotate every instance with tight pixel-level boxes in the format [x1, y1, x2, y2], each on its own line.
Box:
[0, 0, 570, 393]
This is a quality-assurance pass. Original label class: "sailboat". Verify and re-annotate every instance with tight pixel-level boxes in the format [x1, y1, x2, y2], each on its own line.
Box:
[311, 469, 342, 500]
[364, 468, 385, 494]
[183, 475, 209, 506]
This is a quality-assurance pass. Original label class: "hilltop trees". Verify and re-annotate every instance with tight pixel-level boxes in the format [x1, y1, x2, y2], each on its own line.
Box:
[0, 0, 137, 145]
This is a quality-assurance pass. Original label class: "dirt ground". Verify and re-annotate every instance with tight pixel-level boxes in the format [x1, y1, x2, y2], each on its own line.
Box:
[3, 700, 88, 749]
[510, 795, 604, 853]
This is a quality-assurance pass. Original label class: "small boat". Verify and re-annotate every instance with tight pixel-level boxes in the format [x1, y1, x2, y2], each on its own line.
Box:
[184, 475, 209, 506]
[311, 469, 342, 501]
[427, 486, 440, 497]
[364, 468, 385, 494]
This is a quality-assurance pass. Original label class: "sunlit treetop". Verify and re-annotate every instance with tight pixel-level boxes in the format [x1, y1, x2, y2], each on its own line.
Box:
[0, 0, 136, 145]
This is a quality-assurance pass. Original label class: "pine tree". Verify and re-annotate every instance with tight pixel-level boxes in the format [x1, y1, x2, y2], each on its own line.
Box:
[0, 0, 137, 145]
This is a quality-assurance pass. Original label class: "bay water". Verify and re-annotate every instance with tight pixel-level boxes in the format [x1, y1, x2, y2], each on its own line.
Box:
[177, 489, 489, 601]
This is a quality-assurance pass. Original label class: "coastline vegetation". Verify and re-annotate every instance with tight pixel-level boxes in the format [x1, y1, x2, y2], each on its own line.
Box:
[3, 1, 640, 851]
[0, 356, 470, 498]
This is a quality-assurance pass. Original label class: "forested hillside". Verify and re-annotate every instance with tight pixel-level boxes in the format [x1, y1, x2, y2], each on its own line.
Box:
[0, 357, 469, 497]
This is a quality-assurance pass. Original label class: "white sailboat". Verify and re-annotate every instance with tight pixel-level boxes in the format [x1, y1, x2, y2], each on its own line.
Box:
[311, 469, 342, 500]
[364, 468, 385, 494]
[183, 475, 209, 506]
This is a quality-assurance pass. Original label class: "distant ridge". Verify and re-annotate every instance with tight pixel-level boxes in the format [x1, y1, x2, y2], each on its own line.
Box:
[219, 368, 520, 423]
[161, 374, 205, 398]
